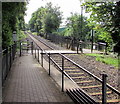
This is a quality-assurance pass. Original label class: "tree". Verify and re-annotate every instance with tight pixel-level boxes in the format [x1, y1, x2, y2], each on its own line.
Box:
[82, 1, 120, 44]
[2, 2, 27, 49]
[43, 2, 62, 34]
[28, 2, 62, 36]
[66, 13, 90, 41]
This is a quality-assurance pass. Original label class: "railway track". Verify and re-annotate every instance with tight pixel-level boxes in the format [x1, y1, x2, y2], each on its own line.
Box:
[26, 32, 120, 104]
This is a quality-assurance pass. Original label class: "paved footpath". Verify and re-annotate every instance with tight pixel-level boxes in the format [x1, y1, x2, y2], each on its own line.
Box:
[2, 53, 73, 103]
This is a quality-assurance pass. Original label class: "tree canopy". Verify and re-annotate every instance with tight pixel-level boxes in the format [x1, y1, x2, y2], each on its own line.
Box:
[82, 1, 120, 44]
[64, 13, 90, 41]
[2, 2, 27, 49]
[29, 2, 62, 35]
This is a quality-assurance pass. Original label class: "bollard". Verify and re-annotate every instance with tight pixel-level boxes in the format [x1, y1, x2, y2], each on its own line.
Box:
[48, 53, 50, 76]
[38, 49, 39, 62]
[102, 74, 107, 104]
[62, 56, 64, 92]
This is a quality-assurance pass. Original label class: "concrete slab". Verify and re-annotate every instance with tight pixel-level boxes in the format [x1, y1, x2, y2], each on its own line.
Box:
[43, 50, 77, 54]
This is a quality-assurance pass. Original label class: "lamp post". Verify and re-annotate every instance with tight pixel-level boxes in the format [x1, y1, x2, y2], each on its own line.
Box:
[80, 6, 83, 41]
[91, 29, 94, 53]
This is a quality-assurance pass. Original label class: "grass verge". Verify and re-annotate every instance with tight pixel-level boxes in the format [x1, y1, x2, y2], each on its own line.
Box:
[85, 53, 118, 68]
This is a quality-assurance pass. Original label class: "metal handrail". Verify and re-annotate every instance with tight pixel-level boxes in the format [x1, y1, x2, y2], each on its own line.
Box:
[28, 32, 120, 99]
[60, 53, 120, 95]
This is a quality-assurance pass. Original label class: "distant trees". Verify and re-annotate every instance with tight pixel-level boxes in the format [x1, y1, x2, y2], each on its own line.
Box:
[29, 2, 62, 36]
[2, 2, 27, 49]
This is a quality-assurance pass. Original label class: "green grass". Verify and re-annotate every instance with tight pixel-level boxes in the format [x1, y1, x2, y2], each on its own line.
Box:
[85, 53, 118, 68]
[32, 32, 38, 35]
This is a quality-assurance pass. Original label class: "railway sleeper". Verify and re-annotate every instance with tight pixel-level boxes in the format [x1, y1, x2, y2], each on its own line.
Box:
[104, 99, 120, 103]
[28, 33, 120, 103]
[76, 80, 94, 84]
[89, 93, 120, 103]
[89, 91, 112, 96]
[71, 76, 87, 79]
[80, 85, 102, 89]
[83, 88, 111, 97]
[68, 72, 84, 75]
[64, 66, 78, 69]
[74, 76, 95, 81]
[98, 99, 120, 103]
[64, 69, 80, 72]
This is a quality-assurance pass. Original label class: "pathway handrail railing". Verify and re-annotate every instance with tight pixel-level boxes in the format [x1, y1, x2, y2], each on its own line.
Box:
[60, 53, 120, 95]
[29, 37, 97, 102]
[29, 33, 120, 103]
[30, 33, 120, 95]
[2, 42, 18, 85]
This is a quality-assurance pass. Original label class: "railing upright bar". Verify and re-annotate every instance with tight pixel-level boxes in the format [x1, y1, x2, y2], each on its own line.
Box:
[20, 41, 22, 57]
[38, 49, 39, 62]
[31, 42, 33, 55]
[102, 74, 107, 104]
[13, 42, 16, 59]
[35, 47, 36, 58]
[62, 56, 64, 92]
[27, 40, 29, 53]
[6, 47, 8, 78]
[77, 43, 79, 54]
[41, 50, 43, 67]
[48, 53, 50, 76]
[9, 46, 12, 69]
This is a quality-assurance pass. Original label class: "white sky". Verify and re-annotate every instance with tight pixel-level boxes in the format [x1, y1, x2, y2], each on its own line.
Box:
[24, 0, 83, 26]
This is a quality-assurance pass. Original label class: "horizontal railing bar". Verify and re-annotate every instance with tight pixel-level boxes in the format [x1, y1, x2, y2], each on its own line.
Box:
[28, 32, 120, 96]
[60, 53, 120, 95]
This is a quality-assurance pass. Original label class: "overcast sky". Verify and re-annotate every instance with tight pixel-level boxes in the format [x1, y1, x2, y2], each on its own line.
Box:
[24, 0, 83, 26]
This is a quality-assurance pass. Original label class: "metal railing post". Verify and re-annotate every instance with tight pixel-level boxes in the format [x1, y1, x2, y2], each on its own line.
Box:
[31, 42, 33, 55]
[102, 74, 107, 104]
[27, 40, 29, 53]
[48, 53, 50, 75]
[38, 49, 39, 62]
[62, 56, 64, 92]
[41, 50, 43, 67]
[35, 48, 36, 58]
[20, 41, 22, 57]
[6, 47, 8, 78]
[77, 43, 79, 54]
[13, 42, 17, 59]
[9, 46, 12, 69]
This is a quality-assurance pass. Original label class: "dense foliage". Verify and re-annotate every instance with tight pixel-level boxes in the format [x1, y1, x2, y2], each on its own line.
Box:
[65, 13, 90, 41]
[2, 2, 27, 49]
[29, 2, 62, 36]
[82, 1, 120, 44]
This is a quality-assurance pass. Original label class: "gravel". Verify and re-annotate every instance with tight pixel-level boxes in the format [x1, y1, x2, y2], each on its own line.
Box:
[32, 34, 119, 91]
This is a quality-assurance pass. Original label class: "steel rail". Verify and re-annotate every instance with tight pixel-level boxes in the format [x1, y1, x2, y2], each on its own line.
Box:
[27, 32, 120, 98]
[60, 53, 120, 95]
